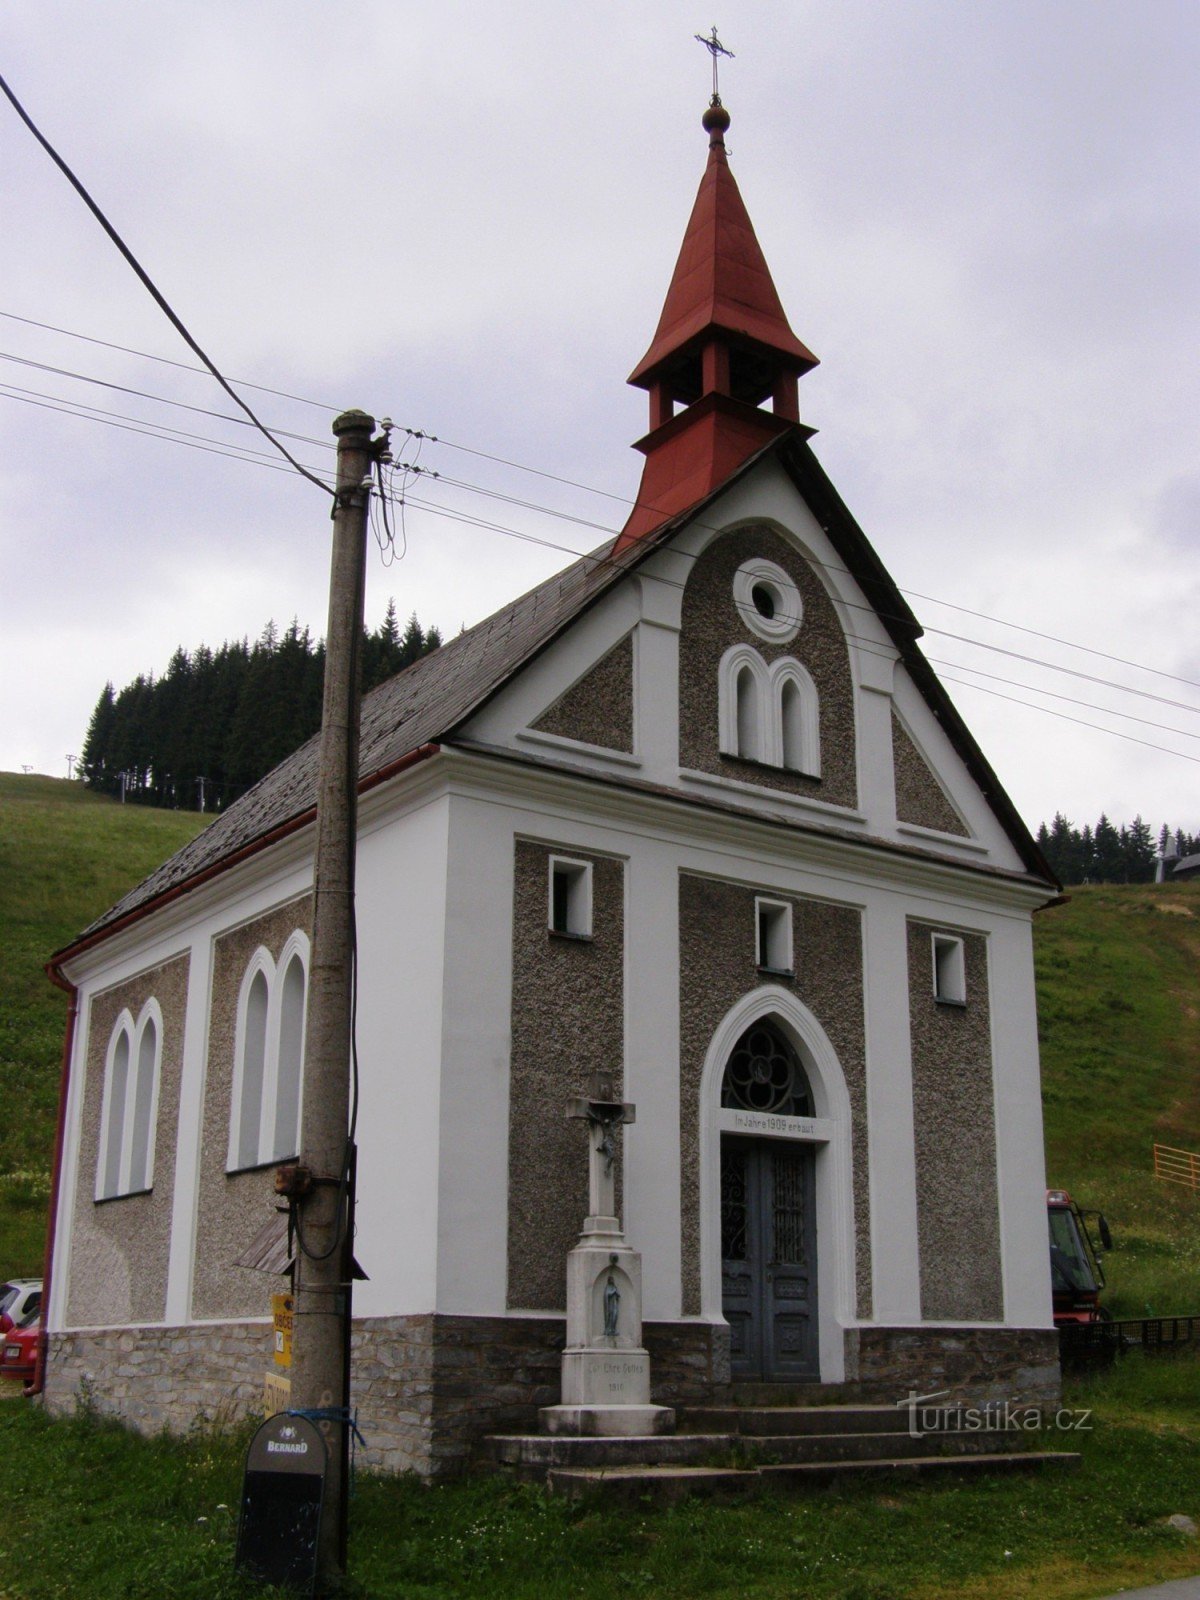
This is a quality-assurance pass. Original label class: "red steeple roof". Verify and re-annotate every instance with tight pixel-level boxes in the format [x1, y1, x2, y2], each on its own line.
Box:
[615, 101, 818, 551]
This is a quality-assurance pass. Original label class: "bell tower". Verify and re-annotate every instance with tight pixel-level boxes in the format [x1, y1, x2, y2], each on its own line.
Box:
[615, 97, 819, 551]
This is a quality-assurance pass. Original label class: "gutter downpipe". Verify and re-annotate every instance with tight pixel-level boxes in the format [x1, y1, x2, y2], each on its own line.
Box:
[29, 964, 78, 1397]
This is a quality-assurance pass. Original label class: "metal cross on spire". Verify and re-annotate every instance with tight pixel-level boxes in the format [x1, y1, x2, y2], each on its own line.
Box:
[695, 25, 734, 102]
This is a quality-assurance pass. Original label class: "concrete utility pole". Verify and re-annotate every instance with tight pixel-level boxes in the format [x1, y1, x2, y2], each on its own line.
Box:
[288, 408, 377, 1591]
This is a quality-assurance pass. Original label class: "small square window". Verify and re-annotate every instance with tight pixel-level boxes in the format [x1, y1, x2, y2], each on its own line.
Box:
[756, 898, 793, 974]
[549, 857, 592, 938]
[932, 933, 966, 1005]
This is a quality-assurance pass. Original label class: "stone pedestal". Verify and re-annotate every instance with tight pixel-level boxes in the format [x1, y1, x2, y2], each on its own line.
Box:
[540, 1213, 675, 1437]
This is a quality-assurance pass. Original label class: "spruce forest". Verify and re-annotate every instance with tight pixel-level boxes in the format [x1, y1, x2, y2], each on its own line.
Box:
[81, 617, 1197, 868]
[79, 601, 441, 812]
[1036, 812, 1198, 885]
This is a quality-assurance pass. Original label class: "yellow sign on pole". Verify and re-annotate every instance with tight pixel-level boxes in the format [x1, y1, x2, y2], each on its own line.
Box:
[263, 1371, 291, 1417]
[272, 1292, 294, 1367]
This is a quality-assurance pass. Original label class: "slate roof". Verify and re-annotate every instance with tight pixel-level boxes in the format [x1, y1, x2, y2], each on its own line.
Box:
[71, 530, 636, 946]
[58, 431, 1056, 962]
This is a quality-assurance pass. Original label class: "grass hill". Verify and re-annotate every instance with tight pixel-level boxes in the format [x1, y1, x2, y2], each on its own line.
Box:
[2, 772, 1198, 1317]
[0, 773, 208, 1273]
[1036, 879, 1200, 1315]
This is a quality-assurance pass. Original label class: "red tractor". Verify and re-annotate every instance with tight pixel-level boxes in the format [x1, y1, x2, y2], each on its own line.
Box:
[1047, 1187, 1113, 1325]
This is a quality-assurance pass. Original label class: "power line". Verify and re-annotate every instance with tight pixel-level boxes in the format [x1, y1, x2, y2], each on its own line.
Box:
[924, 656, 1200, 742]
[4, 301, 1197, 699]
[4, 360, 1196, 740]
[0, 350, 335, 450]
[385, 484, 1200, 719]
[0, 71, 333, 496]
[0, 385, 336, 478]
[4, 376, 1193, 769]
[937, 674, 1200, 766]
[0, 309, 339, 412]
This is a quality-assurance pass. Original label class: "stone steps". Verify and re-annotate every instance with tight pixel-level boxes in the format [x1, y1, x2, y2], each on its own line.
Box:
[486, 1426, 1025, 1475]
[542, 1450, 1080, 1505]
[484, 1394, 1082, 1499]
[681, 1403, 915, 1437]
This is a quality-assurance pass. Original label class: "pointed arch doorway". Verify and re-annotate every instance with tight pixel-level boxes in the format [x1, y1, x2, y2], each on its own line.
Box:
[719, 1021, 819, 1381]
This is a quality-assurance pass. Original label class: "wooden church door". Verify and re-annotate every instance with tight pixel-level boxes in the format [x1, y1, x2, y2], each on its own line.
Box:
[721, 1137, 819, 1380]
[718, 1020, 820, 1380]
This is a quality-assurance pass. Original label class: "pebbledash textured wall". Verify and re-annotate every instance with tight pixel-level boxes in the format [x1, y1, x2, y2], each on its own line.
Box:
[530, 633, 634, 753]
[677, 875, 871, 1319]
[507, 841, 625, 1310]
[891, 712, 969, 837]
[679, 524, 857, 807]
[907, 921, 1004, 1322]
[191, 895, 312, 1322]
[66, 954, 190, 1328]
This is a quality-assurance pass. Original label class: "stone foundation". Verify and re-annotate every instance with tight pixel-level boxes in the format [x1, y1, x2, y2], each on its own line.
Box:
[43, 1317, 1054, 1478]
[846, 1325, 1061, 1407]
[43, 1314, 728, 1479]
[44, 1320, 272, 1434]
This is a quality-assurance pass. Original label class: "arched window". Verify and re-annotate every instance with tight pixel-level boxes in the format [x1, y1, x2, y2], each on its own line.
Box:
[772, 660, 820, 777]
[96, 1001, 162, 1200]
[228, 931, 310, 1171]
[719, 646, 821, 776]
[721, 1020, 812, 1118]
[735, 664, 761, 760]
[273, 951, 306, 1162]
[719, 644, 770, 761]
[236, 969, 270, 1170]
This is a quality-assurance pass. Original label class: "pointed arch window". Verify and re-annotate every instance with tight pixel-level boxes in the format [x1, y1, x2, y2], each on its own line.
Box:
[721, 1020, 812, 1117]
[719, 646, 820, 776]
[228, 931, 310, 1172]
[773, 659, 820, 776]
[96, 1000, 162, 1200]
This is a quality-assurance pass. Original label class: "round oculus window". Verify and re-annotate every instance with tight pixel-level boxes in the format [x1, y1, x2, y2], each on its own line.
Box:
[733, 558, 802, 643]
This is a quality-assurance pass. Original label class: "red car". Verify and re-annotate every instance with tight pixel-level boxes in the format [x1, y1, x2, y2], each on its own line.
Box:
[1, 1316, 38, 1387]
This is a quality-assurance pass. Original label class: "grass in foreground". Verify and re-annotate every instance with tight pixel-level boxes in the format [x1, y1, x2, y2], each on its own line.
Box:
[2, 1352, 1200, 1600]
[0, 773, 208, 1272]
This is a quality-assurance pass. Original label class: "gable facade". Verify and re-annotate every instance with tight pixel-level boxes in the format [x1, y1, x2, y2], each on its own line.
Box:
[42, 479, 1058, 1472]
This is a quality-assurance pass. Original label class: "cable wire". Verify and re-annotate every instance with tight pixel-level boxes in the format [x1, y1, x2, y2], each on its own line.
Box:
[0, 348, 335, 449]
[938, 675, 1200, 766]
[0, 308, 339, 411]
[3, 301, 1195, 697]
[0, 71, 334, 496]
[4, 362, 1195, 744]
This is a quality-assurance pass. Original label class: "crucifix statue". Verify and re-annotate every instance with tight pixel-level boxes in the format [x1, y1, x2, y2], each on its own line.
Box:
[566, 1068, 635, 1227]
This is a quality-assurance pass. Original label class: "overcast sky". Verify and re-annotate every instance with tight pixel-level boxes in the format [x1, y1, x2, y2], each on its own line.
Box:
[2, 1, 1196, 837]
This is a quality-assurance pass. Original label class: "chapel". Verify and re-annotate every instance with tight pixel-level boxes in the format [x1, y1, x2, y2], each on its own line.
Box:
[41, 92, 1061, 1477]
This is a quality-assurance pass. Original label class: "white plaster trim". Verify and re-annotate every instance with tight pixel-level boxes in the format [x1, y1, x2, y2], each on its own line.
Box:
[716, 1109, 833, 1142]
[54, 1316, 274, 1333]
[733, 556, 803, 643]
[95, 997, 163, 1201]
[716, 649, 821, 777]
[679, 766, 864, 826]
[547, 854, 593, 936]
[861, 903, 921, 1323]
[896, 822, 989, 856]
[515, 728, 642, 768]
[718, 644, 770, 762]
[775, 658, 821, 777]
[444, 748, 1054, 914]
[226, 930, 309, 1172]
[698, 986, 855, 1384]
[165, 934, 212, 1323]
